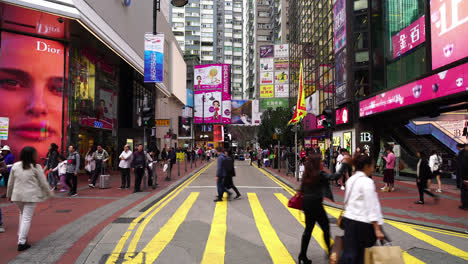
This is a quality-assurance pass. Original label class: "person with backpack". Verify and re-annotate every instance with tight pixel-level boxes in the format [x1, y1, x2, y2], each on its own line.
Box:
[43, 143, 60, 191]
[131, 144, 146, 193]
[66, 145, 80, 196]
[429, 150, 443, 193]
[90, 145, 109, 188]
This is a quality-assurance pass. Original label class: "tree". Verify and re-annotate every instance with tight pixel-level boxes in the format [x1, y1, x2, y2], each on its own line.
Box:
[257, 107, 299, 148]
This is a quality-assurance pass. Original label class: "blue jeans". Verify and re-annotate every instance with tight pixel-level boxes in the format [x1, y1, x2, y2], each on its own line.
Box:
[216, 177, 231, 199]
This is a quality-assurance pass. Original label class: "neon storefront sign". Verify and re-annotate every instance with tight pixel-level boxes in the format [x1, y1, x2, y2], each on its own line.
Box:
[392, 16, 426, 59]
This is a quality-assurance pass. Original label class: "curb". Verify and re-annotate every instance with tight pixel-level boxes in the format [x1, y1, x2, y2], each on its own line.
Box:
[262, 168, 468, 234]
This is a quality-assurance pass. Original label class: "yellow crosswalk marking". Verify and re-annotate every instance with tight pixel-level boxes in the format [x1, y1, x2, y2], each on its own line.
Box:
[275, 193, 334, 254]
[106, 163, 213, 264]
[123, 192, 200, 264]
[247, 193, 295, 264]
[201, 200, 228, 264]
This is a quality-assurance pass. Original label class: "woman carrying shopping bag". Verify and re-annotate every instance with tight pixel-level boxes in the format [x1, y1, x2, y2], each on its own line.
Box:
[340, 154, 385, 264]
[7, 146, 54, 251]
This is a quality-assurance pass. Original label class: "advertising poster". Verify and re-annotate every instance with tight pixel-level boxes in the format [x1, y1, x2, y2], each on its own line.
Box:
[186, 88, 194, 107]
[213, 124, 224, 142]
[333, 136, 341, 146]
[274, 58, 289, 70]
[0, 117, 8, 140]
[275, 84, 289, 98]
[252, 100, 261, 125]
[334, 0, 346, 53]
[275, 71, 289, 84]
[231, 100, 253, 125]
[431, 0, 468, 69]
[194, 90, 222, 123]
[221, 64, 231, 124]
[194, 64, 224, 90]
[335, 49, 346, 86]
[260, 45, 274, 58]
[144, 33, 164, 83]
[260, 71, 274, 85]
[260, 58, 274, 71]
[306, 92, 320, 116]
[304, 138, 312, 148]
[260, 85, 275, 98]
[360, 61, 468, 117]
[222, 100, 231, 124]
[178, 116, 192, 138]
[303, 114, 317, 131]
[392, 16, 425, 58]
[79, 88, 116, 130]
[275, 44, 289, 57]
[335, 107, 350, 125]
[0, 32, 65, 160]
[343, 132, 352, 153]
[260, 98, 289, 110]
[316, 115, 326, 129]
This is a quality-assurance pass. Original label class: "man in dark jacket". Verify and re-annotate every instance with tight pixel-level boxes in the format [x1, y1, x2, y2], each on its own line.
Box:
[168, 147, 176, 173]
[131, 144, 146, 193]
[456, 143, 465, 189]
[414, 152, 438, 204]
[460, 144, 468, 210]
[214, 146, 231, 202]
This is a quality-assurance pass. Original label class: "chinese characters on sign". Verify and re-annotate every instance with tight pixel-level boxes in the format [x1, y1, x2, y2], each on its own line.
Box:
[392, 16, 426, 59]
[335, 107, 349, 125]
[260, 85, 274, 98]
[155, 119, 171, 126]
[334, 0, 346, 53]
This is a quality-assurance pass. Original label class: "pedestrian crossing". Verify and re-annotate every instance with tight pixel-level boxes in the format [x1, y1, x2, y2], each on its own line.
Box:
[103, 162, 468, 264]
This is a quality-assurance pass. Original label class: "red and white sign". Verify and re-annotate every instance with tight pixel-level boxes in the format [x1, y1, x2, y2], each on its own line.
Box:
[274, 84, 289, 98]
[335, 107, 349, 125]
[431, 0, 468, 69]
[274, 44, 289, 57]
[316, 115, 326, 129]
[392, 16, 426, 58]
[260, 71, 274, 84]
[360, 61, 468, 117]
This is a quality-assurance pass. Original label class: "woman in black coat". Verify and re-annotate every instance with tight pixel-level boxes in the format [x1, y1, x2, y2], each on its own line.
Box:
[415, 151, 438, 204]
[223, 150, 241, 199]
[299, 153, 340, 264]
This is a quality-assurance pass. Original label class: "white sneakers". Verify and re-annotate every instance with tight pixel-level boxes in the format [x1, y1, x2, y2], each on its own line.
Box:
[340, 186, 345, 191]
[0, 225, 5, 233]
[436, 189, 442, 193]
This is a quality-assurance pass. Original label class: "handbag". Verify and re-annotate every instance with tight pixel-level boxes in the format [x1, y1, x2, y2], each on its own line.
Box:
[288, 192, 303, 210]
[364, 240, 405, 264]
[337, 175, 364, 229]
[329, 236, 344, 264]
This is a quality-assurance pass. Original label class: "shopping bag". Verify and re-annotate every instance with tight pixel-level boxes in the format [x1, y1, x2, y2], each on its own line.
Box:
[163, 163, 168, 172]
[364, 241, 404, 264]
[329, 236, 344, 264]
[287, 192, 303, 210]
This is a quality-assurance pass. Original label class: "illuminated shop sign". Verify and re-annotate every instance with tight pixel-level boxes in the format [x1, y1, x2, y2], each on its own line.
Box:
[335, 107, 349, 125]
[392, 16, 425, 59]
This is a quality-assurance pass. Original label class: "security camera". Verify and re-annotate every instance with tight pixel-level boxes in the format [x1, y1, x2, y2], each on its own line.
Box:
[57, 17, 64, 23]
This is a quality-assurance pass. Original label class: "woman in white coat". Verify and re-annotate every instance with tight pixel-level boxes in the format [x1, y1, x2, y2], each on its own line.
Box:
[7, 146, 54, 251]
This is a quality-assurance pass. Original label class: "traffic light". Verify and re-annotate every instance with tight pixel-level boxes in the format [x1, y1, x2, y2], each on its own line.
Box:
[223, 126, 231, 149]
[321, 107, 334, 129]
[141, 106, 155, 128]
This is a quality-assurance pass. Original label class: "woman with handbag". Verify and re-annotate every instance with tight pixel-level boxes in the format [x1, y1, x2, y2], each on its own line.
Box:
[298, 154, 340, 264]
[340, 154, 385, 264]
[7, 146, 54, 251]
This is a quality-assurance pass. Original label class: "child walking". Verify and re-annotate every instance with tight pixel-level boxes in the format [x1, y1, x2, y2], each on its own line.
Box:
[52, 155, 68, 192]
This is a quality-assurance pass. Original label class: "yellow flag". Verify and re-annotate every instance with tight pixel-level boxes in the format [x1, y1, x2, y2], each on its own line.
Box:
[288, 62, 307, 125]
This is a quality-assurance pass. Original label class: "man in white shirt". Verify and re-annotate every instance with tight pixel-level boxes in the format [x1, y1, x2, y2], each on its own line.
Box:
[118, 145, 132, 189]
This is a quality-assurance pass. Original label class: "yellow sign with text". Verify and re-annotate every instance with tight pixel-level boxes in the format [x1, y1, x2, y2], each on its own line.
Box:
[155, 119, 171, 126]
[176, 152, 185, 161]
[260, 85, 274, 98]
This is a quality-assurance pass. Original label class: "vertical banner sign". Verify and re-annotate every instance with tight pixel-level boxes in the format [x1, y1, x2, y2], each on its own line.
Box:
[334, 0, 346, 53]
[222, 64, 232, 124]
[144, 33, 164, 83]
[252, 100, 261, 125]
[0, 117, 8, 140]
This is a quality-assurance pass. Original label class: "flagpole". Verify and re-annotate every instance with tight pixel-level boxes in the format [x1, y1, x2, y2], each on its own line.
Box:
[295, 124, 298, 181]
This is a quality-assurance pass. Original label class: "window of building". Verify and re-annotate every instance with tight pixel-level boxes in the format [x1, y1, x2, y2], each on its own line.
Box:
[234, 47, 242, 52]
[258, 11, 270, 17]
[174, 31, 184, 36]
[225, 46, 233, 51]
[201, 51, 213, 55]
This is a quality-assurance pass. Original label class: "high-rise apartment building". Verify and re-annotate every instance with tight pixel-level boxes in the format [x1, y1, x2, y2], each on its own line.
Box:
[171, 0, 244, 99]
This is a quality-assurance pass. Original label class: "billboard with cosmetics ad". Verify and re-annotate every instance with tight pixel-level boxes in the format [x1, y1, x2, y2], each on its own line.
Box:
[392, 16, 425, 59]
[334, 0, 346, 53]
[360, 61, 468, 117]
[0, 31, 65, 159]
[194, 90, 222, 123]
[431, 0, 468, 70]
[194, 64, 227, 90]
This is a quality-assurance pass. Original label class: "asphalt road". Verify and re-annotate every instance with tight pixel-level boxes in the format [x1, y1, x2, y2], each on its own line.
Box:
[79, 160, 468, 264]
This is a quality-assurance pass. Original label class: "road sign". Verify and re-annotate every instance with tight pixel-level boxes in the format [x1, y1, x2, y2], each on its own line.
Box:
[155, 119, 171, 126]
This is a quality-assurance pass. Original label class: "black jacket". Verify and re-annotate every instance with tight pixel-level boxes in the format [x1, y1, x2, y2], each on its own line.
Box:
[301, 171, 340, 203]
[417, 158, 432, 182]
[223, 156, 236, 188]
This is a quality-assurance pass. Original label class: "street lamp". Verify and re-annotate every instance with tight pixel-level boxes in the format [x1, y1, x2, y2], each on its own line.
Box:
[171, 0, 189, 7]
[154, 0, 189, 34]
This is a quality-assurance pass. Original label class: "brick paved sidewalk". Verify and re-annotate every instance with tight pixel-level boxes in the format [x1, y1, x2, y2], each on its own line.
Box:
[0, 158, 210, 264]
[263, 165, 468, 232]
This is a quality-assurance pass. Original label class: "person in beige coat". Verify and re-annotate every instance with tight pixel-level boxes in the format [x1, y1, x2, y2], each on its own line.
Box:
[7, 146, 54, 251]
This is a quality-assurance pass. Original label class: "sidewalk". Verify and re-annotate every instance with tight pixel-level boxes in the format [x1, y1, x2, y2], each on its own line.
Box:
[0, 158, 209, 264]
[263, 165, 468, 232]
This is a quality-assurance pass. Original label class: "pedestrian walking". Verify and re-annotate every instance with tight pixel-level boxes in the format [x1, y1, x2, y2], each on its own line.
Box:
[223, 149, 241, 199]
[161, 148, 167, 162]
[168, 147, 176, 173]
[89, 145, 109, 188]
[340, 154, 385, 264]
[298, 154, 340, 264]
[1, 145, 15, 198]
[66, 145, 80, 196]
[381, 146, 396, 192]
[414, 151, 438, 204]
[146, 150, 158, 188]
[456, 143, 465, 189]
[7, 146, 54, 251]
[428, 150, 443, 193]
[52, 155, 68, 192]
[84, 146, 97, 182]
[118, 145, 132, 189]
[336, 150, 352, 190]
[131, 145, 146, 193]
[459, 144, 468, 210]
[214, 146, 231, 202]
[43, 143, 59, 191]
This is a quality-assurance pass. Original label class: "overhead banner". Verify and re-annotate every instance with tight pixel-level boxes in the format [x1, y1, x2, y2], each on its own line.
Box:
[275, 84, 289, 98]
[144, 33, 164, 83]
[194, 90, 222, 123]
[260, 85, 274, 98]
[260, 71, 274, 85]
[275, 44, 289, 57]
[260, 58, 274, 71]
[186, 88, 194, 107]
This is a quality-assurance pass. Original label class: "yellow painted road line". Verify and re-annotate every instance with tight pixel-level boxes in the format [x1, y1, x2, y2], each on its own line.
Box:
[275, 193, 334, 254]
[123, 192, 200, 264]
[247, 193, 295, 264]
[386, 220, 468, 239]
[201, 199, 228, 264]
[387, 221, 468, 260]
[402, 251, 426, 264]
[106, 163, 213, 264]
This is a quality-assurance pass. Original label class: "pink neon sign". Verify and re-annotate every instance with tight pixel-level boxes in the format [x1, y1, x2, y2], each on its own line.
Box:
[335, 107, 350, 125]
[360, 61, 468, 117]
[431, 0, 468, 70]
[392, 16, 426, 59]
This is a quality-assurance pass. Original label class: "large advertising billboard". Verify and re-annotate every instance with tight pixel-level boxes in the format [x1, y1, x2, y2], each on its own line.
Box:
[260, 58, 274, 71]
[260, 71, 274, 85]
[360, 61, 468, 117]
[144, 33, 164, 83]
[260, 98, 289, 110]
[0, 32, 65, 159]
[274, 58, 289, 70]
[231, 100, 253, 125]
[275, 44, 289, 57]
[194, 90, 222, 123]
[274, 84, 289, 98]
[431, 0, 468, 70]
[260, 85, 274, 98]
[194, 64, 224, 90]
[334, 0, 346, 53]
[275, 71, 289, 84]
[260, 45, 274, 58]
[392, 16, 425, 59]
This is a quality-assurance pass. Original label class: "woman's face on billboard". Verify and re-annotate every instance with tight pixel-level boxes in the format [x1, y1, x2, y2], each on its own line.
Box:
[0, 32, 64, 159]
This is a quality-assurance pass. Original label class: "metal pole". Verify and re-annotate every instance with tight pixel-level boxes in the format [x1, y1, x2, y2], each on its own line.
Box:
[185, 153, 187, 172]
[295, 124, 298, 181]
[153, 0, 160, 35]
[278, 140, 281, 172]
[178, 156, 180, 176]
